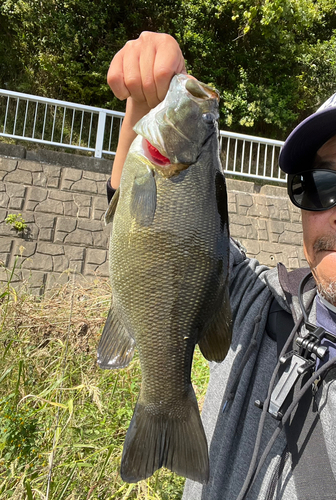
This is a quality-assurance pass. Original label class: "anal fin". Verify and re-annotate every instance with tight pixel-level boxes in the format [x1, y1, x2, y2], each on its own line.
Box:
[198, 287, 232, 362]
[97, 303, 135, 369]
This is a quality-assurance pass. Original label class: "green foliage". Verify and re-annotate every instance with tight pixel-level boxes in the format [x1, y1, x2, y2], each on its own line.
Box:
[0, 396, 40, 468]
[5, 213, 27, 232]
[1, 0, 336, 137]
[175, 0, 336, 137]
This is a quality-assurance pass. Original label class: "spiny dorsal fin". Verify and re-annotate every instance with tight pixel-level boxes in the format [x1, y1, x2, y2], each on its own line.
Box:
[215, 171, 229, 233]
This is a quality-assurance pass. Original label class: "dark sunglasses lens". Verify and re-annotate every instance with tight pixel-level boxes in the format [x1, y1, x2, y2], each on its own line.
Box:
[291, 170, 336, 210]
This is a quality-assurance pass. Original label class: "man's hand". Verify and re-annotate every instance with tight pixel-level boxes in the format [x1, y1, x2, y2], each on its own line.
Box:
[108, 32, 186, 189]
[108, 31, 186, 110]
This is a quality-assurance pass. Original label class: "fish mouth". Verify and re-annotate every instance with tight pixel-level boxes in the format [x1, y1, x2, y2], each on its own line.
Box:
[140, 137, 190, 178]
[140, 112, 193, 167]
[134, 74, 220, 174]
[142, 139, 171, 167]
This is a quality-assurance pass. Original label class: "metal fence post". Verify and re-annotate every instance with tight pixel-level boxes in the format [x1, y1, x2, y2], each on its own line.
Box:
[95, 111, 106, 158]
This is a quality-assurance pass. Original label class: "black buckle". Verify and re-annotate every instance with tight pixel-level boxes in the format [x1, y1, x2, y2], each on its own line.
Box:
[270, 352, 314, 419]
[254, 352, 314, 420]
[255, 328, 331, 421]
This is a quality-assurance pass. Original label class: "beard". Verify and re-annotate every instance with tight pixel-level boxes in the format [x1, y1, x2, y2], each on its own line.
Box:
[312, 236, 336, 306]
[316, 281, 336, 305]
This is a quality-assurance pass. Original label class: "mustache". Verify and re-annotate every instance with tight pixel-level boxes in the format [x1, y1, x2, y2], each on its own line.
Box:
[313, 236, 336, 253]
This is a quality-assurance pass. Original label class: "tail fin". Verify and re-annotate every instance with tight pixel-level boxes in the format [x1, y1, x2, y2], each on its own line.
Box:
[120, 388, 209, 484]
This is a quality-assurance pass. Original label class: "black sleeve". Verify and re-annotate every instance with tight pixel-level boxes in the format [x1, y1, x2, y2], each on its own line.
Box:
[107, 178, 116, 204]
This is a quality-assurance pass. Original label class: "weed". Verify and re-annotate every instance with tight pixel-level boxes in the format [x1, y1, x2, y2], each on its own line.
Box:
[0, 268, 210, 499]
[5, 213, 27, 232]
[0, 396, 39, 468]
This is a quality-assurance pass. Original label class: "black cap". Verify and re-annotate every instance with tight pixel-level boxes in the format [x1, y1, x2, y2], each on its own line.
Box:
[279, 93, 336, 174]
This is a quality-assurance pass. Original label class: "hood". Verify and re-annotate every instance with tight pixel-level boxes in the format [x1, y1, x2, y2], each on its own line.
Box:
[265, 263, 316, 321]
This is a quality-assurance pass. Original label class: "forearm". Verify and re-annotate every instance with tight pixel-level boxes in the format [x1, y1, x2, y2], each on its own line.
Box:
[111, 98, 150, 189]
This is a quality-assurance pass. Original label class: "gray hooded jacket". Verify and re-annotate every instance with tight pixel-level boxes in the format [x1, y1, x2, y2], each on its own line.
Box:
[182, 238, 336, 500]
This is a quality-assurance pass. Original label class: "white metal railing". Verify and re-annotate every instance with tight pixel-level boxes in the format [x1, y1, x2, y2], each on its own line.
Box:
[0, 89, 125, 158]
[220, 130, 285, 183]
[0, 89, 286, 182]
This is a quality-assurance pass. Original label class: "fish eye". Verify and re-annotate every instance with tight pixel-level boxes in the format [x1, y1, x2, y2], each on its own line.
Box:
[202, 113, 216, 124]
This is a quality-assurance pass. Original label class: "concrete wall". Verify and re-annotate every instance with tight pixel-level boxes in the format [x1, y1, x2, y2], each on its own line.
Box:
[0, 147, 307, 294]
[0, 151, 112, 294]
[227, 179, 306, 269]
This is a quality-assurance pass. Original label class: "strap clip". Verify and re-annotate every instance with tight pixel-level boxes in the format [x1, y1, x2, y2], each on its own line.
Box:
[254, 352, 315, 420]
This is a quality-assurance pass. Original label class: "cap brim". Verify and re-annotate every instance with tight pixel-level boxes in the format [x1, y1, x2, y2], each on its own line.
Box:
[279, 108, 336, 174]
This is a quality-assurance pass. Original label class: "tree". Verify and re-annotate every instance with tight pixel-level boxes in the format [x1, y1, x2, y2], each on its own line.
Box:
[1, 0, 336, 137]
[175, 0, 336, 137]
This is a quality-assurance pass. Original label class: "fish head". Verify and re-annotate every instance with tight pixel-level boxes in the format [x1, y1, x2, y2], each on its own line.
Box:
[133, 74, 220, 177]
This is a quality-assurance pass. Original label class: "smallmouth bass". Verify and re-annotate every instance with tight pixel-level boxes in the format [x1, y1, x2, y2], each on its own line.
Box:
[98, 74, 231, 484]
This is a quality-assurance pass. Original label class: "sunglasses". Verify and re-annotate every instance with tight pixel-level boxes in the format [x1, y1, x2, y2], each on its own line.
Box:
[287, 169, 336, 211]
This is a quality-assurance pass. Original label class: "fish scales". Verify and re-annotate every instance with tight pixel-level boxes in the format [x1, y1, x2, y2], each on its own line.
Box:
[113, 168, 220, 397]
[98, 74, 232, 484]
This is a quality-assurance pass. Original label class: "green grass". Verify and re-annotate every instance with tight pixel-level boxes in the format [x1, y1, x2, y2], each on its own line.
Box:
[0, 263, 210, 500]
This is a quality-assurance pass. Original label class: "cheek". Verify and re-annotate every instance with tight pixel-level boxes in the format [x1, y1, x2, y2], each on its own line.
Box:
[301, 211, 329, 269]
[317, 255, 336, 283]
[302, 210, 336, 280]
[301, 211, 317, 265]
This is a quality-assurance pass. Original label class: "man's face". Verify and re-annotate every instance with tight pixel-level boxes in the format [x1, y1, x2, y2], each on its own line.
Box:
[301, 135, 336, 304]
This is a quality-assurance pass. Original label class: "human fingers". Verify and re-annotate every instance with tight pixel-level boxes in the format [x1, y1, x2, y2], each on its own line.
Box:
[107, 48, 130, 100]
[107, 39, 146, 102]
[138, 32, 186, 108]
[107, 32, 186, 107]
[152, 34, 186, 103]
[138, 35, 160, 108]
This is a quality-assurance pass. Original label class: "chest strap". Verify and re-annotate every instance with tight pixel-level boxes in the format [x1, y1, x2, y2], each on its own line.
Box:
[266, 297, 336, 499]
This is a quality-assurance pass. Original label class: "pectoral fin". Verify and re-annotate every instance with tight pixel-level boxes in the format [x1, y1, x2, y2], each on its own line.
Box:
[130, 169, 157, 226]
[198, 287, 232, 362]
[97, 303, 135, 369]
[105, 187, 120, 225]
